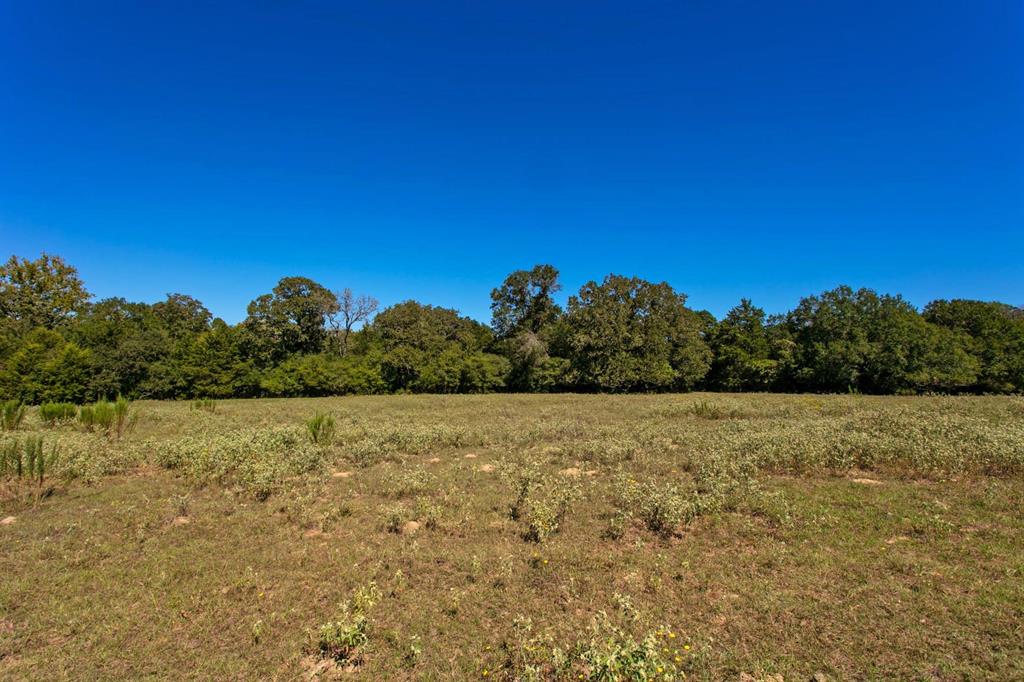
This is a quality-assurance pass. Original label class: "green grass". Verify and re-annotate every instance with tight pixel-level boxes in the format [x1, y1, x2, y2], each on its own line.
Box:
[1, 394, 1022, 680]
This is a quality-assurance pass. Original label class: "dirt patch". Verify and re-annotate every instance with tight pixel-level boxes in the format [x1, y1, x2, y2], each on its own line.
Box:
[303, 528, 324, 539]
[427, 457, 442, 464]
[852, 477, 882, 485]
[478, 464, 495, 473]
[1, 516, 16, 526]
[402, 521, 421, 535]
[332, 471, 354, 479]
[560, 467, 582, 477]
[171, 516, 190, 526]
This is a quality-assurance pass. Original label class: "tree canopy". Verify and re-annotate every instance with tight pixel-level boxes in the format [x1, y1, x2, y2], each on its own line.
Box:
[1, 252, 1020, 401]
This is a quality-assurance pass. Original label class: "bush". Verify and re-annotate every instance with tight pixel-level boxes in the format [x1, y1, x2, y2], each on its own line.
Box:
[40, 402, 78, 425]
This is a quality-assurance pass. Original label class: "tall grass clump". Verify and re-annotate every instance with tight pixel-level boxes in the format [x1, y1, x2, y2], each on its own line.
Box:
[1, 400, 26, 431]
[306, 412, 336, 445]
[40, 402, 78, 425]
[79, 396, 137, 439]
[1, 435, 58, 486]
[191, 398, 217, 413]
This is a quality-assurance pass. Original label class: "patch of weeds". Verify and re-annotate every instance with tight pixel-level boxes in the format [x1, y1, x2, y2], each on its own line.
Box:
[403, 635, 422, 668]
[312, 582, 382, 666]
[691, 400, 731, 420]
[381, 467, 434, 498]
[415, 497, 443, 530]
[380, 503, 406, 533]
[498, 457, 545, 520]
[523, 478, 582, 543]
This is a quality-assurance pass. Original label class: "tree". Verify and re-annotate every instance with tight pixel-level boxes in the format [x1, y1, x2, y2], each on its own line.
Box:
[490, 265, 562, 340]
[242, 277, 339, 364]
[370, 301, 502, 392]
[0, 253, 90, 329]
[564, 275, 710, 392]
[0, 327, 93, 403]
[491, 266, 568, 390]
[924, 299, 1024, 392]
[152, 293, 212, 340]
[784, 286, 979, 394]
[72, 297, 172, 398]
[330, 288, 379, 355]
[705, 299, 782, 391]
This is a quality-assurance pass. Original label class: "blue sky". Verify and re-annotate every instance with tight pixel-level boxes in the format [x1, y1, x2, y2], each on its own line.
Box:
[2, 1, 1021, 323]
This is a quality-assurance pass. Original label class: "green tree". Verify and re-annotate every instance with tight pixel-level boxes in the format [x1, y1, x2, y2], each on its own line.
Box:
[564, 275, 710, 392]
[242, 277, 340, 364]
[705, 299, 781, 391]
[72, 297, 172, 398]
[785, 286, 979, 394]
[0, 253, 90, 330]
[0, 327, 93, 403]
[490, 265, 562, 340]
[924, 299, 1024, 392]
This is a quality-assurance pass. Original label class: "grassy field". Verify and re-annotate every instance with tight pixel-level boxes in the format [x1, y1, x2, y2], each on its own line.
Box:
[1, 394, 1023, 680]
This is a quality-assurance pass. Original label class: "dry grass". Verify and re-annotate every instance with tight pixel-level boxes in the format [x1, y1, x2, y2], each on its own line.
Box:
[1, 394, 1022, 680]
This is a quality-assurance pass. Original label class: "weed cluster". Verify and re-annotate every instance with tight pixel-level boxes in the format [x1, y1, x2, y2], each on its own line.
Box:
[314, 582, 382, 666]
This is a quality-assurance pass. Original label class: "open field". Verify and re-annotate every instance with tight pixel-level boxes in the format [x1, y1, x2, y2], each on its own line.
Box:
[1, 394, 1023, 680]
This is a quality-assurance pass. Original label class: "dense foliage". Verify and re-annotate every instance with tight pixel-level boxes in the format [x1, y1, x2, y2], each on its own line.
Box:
[1, 253, 1021, 401]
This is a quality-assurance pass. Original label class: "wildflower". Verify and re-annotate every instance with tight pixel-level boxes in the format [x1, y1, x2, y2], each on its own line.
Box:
[683, 644, 690, 651]
[668, 632, 676, 639]
[482, 670, 489, 677]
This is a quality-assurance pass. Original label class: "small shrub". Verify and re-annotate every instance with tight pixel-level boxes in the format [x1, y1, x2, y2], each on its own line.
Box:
[40, 402, 78, 425]
[499, 458, 545, 520]
[524, 478, 581, 542]
[617, 478, 689, 538]
[191, 398, 217, 413]
[314, 582, 382, 665]
[306, 412, 336, 445]
[381, 504, 405, 533]
[1, 400, 26, 431]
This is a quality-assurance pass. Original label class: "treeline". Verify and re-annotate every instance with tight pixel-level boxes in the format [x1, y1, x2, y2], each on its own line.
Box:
[1, 254, 1022, 402]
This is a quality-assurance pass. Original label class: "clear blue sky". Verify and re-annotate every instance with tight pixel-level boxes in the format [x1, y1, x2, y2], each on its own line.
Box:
[2, 1, 1021, 323]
